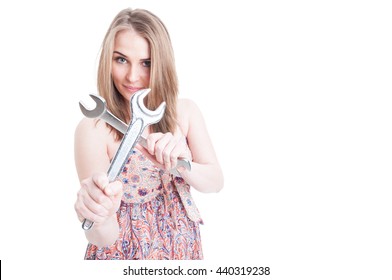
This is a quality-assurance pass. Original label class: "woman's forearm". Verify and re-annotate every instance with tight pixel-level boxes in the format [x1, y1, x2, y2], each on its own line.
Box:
[179, 162, 224, 193]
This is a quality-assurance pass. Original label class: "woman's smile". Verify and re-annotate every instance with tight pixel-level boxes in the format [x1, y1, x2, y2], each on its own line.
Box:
[123, 85, 144, 94]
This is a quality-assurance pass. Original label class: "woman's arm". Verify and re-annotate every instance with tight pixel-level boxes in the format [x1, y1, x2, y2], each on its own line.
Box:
[143, 99, 224, 193]
[74, 118, 123, 247]
[178, 99, 224, 193]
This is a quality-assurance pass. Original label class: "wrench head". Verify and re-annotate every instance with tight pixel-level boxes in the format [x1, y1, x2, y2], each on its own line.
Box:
[131, 89, 166, 125]
[79, 94, 107, 118]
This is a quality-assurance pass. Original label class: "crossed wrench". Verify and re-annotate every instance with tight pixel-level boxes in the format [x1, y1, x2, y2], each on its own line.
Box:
[79, 93, 191, 177]
[81, 89, 166, 230]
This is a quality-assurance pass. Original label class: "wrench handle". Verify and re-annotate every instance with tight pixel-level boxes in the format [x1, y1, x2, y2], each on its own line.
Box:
[101, 111, 128, 135]
[107, 118, 143, 181]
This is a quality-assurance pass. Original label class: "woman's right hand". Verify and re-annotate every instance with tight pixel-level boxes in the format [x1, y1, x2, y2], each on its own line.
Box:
[74, 172, 123, 227]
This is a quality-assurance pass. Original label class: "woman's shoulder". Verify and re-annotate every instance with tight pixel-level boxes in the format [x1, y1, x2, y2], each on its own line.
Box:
[177, 98, 200, 117]
[177, 98, 204, 136]
[75, 118, 112, 142]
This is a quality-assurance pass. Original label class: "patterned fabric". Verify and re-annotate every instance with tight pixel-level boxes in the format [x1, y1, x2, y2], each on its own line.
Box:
[84, 149, 203, 260]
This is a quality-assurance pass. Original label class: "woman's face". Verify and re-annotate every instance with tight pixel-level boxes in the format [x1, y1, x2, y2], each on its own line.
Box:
[111, 29, 151, 101]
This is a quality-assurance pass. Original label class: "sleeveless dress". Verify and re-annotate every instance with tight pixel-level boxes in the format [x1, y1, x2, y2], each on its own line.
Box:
[84, 149, 203, 260]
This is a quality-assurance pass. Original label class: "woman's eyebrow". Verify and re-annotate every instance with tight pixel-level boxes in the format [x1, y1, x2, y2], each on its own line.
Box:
[113, 51, 127, 57]
[113, 51, 150, 61]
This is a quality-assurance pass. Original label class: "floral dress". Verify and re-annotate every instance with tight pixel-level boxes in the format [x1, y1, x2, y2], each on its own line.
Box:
[84, 149, 203, 260]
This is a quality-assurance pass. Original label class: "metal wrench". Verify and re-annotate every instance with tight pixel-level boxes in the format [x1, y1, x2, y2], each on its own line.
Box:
[81, 89, 166, 230]
[79, 94, 191, 176]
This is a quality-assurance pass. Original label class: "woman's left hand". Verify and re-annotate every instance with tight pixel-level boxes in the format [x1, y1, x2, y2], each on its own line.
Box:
[144, 132, 192, 171]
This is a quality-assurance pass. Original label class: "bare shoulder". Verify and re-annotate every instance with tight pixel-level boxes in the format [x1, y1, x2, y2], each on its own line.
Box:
[74, 118, 114, 152]
[178, 98, 198, 108]
[177, 98, 203, 119]
[177, 98, 202, 135]
[75, 118, 111, 139]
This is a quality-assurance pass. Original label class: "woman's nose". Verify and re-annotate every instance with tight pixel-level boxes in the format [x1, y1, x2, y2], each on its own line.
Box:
[126, 65, 140, 82]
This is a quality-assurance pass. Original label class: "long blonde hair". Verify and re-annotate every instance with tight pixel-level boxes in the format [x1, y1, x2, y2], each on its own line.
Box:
[97, 8, 178, 140]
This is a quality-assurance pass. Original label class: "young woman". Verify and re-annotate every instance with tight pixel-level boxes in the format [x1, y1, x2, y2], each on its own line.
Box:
[74, 8, 223, 260]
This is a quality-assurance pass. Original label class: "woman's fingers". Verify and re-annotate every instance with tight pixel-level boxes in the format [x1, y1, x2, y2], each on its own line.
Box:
[136, 144, 165, 169]
[74, 200, 107, 224]
[84, 174, 113, 208]
[104, 180, 123, 212]
[160, 134, 178, 170]
[146, 132, 163, 155]
[92, 172, 109, 191]
[153, 133, 176, 170]
[75, 173, 122, 225]
[77, 183, 109, 219]
[147, 132, 170, 165]
[146, 132, 189, 171]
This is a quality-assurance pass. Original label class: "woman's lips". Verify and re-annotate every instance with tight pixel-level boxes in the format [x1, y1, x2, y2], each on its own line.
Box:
[124, 85, 143, 94]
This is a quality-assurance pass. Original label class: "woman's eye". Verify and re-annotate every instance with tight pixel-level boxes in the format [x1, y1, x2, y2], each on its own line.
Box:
[116, 57, 127, 64]
[142, 60, 151, 67]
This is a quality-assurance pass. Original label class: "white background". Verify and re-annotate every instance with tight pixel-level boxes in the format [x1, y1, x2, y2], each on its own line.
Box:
[0, 0, 391, 279]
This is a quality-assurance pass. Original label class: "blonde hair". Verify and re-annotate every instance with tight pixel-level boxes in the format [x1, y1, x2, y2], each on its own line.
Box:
[97, 8, 178, 140]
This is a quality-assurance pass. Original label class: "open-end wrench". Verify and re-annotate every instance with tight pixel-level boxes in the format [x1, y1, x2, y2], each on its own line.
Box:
[81, 89, 166, 230]
[79, 94, 191, 176]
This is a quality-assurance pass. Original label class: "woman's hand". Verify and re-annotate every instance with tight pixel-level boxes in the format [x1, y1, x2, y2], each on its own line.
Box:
[74, 172, 123, 227]
[144, 132, 192, 172]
